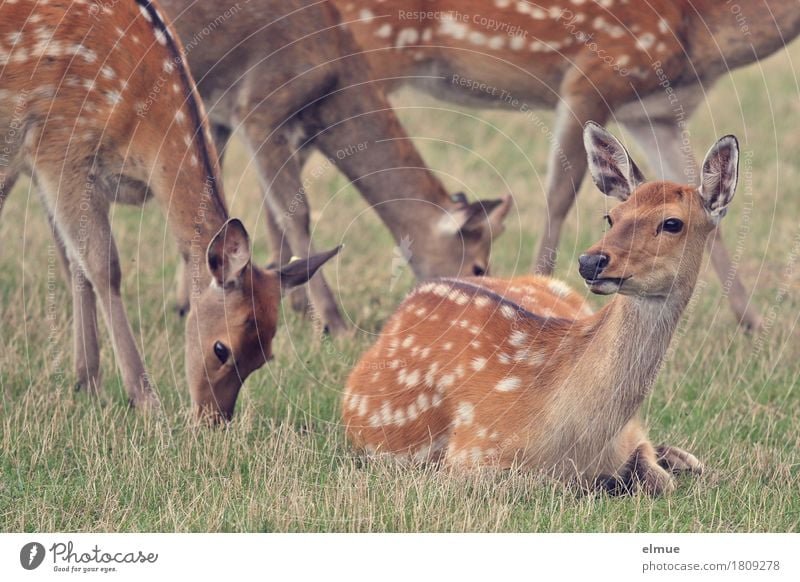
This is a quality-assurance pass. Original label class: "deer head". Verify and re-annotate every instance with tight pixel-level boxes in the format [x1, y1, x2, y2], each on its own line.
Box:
[579, 122, 738, 297]
[417, 193, 513, 279]
[185, 219, 339, 423]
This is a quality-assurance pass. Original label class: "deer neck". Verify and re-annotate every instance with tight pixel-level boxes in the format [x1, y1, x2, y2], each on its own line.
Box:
[561, 279, 697, 436]
[689, 0, 800, 77]
[349, 146, 453, 239]
[135, 0, 230, 296]
[311, 109, 455, 247]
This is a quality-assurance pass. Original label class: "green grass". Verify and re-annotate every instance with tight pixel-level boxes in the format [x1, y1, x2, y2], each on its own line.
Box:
[2, 45, 800, 532]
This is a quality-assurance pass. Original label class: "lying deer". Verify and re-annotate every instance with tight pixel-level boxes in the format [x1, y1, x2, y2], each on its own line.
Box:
[337, 0, 800, 330]
[155, 0, 511, 334]
[343, 123, 738, 494]
[0, 0, 337, 422]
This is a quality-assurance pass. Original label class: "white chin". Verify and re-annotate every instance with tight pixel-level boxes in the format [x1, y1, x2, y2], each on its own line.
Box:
[588, 280, 622, 295]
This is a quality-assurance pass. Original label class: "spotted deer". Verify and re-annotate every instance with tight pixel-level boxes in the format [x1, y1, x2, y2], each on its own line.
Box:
[0, 0, 338, 422]
[337, 0, 800, 330]
[148, 0, 511, 334]
[343, 123, 738, 494]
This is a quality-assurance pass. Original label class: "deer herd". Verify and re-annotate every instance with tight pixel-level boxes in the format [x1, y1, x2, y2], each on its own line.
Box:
[0, 0, 794, 494]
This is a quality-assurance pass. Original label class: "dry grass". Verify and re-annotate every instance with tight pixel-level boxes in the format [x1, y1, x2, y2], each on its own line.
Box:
[1, 44, 799, 532]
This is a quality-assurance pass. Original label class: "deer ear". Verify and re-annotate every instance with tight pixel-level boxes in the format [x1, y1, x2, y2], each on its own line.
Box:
[276, 246, 341, 292]
[699, 135, 738, 224]
[207, 219, 251, 288]
[583, 121, 644, 201]
[445, 194, 512, 239]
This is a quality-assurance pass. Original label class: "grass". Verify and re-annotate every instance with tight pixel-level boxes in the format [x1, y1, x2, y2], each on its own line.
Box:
[2, 44, 800, 532]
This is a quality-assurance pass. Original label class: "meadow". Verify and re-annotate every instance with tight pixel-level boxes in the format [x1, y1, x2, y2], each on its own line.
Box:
[1, 43, 799, 532]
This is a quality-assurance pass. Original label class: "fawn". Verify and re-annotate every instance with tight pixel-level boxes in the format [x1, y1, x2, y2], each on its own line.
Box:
[343, 122, 739, 494]
[335, 0, 800, 330]
[155, 0, 511, 333]
[0, 0, 337, 422]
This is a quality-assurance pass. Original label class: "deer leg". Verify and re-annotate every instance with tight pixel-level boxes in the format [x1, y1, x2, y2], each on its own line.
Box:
[623, 119, 762, 330]
[594, 418, 675, 496]
[45, 211, 101, 394]
[656, 444, 703, 475]
[49, 189, 157, 409]
[533, 99, 607, 275]
[240, 120, 346, 335]
[0, 169, 18, 223]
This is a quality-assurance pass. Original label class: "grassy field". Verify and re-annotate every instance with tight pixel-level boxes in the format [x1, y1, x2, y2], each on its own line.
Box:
[2, 43, 800, 532]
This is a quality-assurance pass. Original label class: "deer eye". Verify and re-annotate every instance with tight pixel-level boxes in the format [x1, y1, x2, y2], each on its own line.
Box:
[472, 265, 486, 277]
[659, 218, 684, 234]
[604, 214, 613, 228]
[213, 341, 230, 364]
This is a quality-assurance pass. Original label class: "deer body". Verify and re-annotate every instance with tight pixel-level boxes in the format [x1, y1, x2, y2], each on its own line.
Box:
[157, 0, 511, 331]
[343, 275, 685, 486]
[0, 0, 337, 421]
[345, 124, 739, 494]
[338, 0, 800, 330]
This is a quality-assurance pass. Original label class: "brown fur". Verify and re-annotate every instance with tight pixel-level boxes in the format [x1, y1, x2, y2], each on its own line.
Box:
[158, 0, 511, 333]
[343, 128, 729, 494]
[336, 0, 800, 329]
[0, 0, 335, 422]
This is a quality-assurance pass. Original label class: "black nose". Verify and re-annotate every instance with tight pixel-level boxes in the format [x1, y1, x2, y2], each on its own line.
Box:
[578, 253, 609, 281]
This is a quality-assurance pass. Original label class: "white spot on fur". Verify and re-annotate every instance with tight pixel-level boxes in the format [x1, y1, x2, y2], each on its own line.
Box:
[106, 90, 122, 106]
[404, 369, 421, 387]
[496, 377, 522, 392]
[475, 296, 491, 308]
[396, 28, 418, 48]
[500, 305, 516, 319]
[547, 279, 572, 298]
[471, 356, 487, 371]
[488, 35, 505, 50]
[438, 374, 455, 389]
[439, 15, 468, 40]
[375, 23, 392, 38]
[509, 330, 528, 347]
[636, 32, 656, 51]
[454, 402, 475, 426]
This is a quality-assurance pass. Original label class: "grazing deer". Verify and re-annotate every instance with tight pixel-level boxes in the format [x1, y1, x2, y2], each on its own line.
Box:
[0, 0, 337, 422]
[337, 0, 800, 330]
[343, 123, 737, 494]
[154, 0, 512, 334]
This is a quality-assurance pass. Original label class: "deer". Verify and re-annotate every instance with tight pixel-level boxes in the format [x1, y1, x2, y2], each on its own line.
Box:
[0, 0, 338, 423]
[336, 0, 800, 331]
[145, 0, 512, 334]
[343, 122, 739, 495]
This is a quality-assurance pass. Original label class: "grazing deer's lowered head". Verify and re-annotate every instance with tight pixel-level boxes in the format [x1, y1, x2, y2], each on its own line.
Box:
[343, 123, 737, 494]
[185, 220, 341, 423]
[0, 0, 338, 424]
[409, 193, 513, 279]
